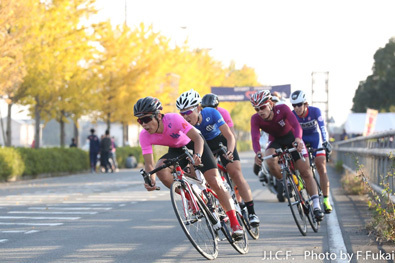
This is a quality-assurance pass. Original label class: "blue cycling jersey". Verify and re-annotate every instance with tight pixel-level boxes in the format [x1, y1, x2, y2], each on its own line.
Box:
[195, 107, 225, 140]
[292, 106, 328, 143]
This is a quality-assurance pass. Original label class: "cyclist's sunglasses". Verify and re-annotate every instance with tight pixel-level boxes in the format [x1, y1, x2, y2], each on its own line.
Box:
[180, 106, 197, 116]
[292, 103, 304, 108]
[254, 104, 269, 112]
[137, 115, 155, 124]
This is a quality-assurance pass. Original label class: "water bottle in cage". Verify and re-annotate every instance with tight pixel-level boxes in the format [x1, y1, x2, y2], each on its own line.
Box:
[292, 170, 304, 191]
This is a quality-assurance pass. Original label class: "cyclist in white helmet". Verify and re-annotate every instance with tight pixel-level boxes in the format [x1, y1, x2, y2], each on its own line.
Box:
[176, 89, 260, 227]
[134, 96, 244, 239]
[290, 90, 333, 213]
[250, 90, 324, 221]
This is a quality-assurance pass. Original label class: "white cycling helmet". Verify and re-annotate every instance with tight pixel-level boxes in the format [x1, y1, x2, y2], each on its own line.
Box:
[290, 90, 307, 104]
[176, 89, 201, 110]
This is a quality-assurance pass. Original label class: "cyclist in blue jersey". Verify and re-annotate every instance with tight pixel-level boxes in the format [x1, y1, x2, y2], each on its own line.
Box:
[290, 90, 333, 213]
[176, 89, 260, 227]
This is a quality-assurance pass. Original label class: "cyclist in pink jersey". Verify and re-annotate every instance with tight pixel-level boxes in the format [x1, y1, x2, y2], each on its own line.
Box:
[134, 96, 244, 238]
[250, 90, 324, 221]
[201, 93, 235, 136]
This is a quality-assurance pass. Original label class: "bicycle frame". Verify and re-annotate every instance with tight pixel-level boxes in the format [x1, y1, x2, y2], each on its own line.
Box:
[264, 147, 307, 211]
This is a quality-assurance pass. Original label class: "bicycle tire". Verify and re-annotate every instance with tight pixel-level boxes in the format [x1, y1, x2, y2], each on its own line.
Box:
[220, 210, 249, 254]
[283, 170, 307, 236]
[219, 167, 258, 240]
[301, 188, 319, 232]
[311, 166, 324, 213]
[170, 181, 218, 260]
[204, 189, 249, 254]
[241, 207, 259, 239]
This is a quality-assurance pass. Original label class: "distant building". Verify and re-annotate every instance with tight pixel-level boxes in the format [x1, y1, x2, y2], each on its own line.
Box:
[344, 113, 395, 136]
[0, 118, 36, 147]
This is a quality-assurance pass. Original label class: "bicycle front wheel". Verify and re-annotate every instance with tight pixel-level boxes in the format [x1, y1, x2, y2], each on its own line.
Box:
[283, 170, 307, 236]
[170, 181, 218, 260]
[312, 166, 324, 212]
[301, 188, 319, 232]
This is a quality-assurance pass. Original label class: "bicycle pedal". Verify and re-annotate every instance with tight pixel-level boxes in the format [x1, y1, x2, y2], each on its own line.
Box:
[212, 221, 221, 231]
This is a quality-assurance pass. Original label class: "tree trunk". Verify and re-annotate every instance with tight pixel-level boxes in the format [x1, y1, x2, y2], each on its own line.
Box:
[0, 105, 5, 146]
[122, 122, 128, 146]
[73, 119, 79, 147]
[34, 100, 40, 149]
[60, 114, 65, 147]
[5, 103, 12, 146]
[107, 112, 111, 132]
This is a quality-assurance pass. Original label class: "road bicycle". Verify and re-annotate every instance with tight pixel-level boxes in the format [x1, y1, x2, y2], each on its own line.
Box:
[213, 143, 259, 240]
[262, 144, 318, 236]
[305, 142, 330, 214]
[140, 147, 248, 259]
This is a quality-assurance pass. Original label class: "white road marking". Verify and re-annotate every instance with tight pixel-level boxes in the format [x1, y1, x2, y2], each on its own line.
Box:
[327, 195, 348, 263]
[0, 216, 80, 220]
[25, 230, 40, 234]
[8, 211, 97, 215]
[28, 207, 112, 210]
[0, 222, 63, 226]
[0, 239, 8, 243]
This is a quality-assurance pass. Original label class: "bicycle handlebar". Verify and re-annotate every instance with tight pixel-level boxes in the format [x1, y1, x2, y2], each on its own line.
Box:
[212, 142, 234, 163]
[305, 142, 329, 162]
[140, 147, 204, 190]
[258, 143, 305, 162]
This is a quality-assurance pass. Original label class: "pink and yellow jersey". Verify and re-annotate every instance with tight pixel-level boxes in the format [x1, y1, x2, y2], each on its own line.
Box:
[139, 113, 193, 155]
[217, 107, 234, 128]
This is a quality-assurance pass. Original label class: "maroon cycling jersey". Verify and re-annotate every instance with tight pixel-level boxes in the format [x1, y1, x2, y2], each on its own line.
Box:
[251, 104, 303, 153]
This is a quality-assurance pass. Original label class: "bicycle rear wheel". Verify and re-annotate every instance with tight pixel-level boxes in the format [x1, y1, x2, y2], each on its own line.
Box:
[205, 188, 249, 254]
[170, 181, 218, 260]
[221, 211, 249, 254]
[283, 170, 307, 236]
[241, 206, 259, 240]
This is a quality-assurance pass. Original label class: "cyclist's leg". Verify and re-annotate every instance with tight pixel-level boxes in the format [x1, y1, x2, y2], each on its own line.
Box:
[265, 148, 281, 180]
[315, 155, 329, 195]
[315, 155, 333, 213]
[154, 148, 189, 189]
[295, 158, 324, 220]
[225, 160, 259, 224]
[295, 157, 317, 195]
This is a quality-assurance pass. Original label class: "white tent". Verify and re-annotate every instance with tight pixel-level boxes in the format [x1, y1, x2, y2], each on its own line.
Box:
[344, 113, 395, 135]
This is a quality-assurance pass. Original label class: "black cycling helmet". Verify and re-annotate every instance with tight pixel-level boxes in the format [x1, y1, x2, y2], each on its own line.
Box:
[201, 93, 219, 108]
[133, 97, 163, 117]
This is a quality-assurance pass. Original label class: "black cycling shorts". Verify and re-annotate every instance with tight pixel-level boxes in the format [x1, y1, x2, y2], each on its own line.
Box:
[159, 134, 217, 174]
[267, 131, 302, 162]
[207, 134, 240, 167]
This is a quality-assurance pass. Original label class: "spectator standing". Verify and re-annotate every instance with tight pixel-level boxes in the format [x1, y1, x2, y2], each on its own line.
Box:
[70, 138, 77, 148]
[87, 129, 100, 173]
[110, 136, 118, 171]
[100, 130, 113, 173]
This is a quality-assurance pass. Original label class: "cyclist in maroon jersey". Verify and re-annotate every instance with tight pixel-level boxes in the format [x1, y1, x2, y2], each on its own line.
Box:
[250, 90, 324, 221]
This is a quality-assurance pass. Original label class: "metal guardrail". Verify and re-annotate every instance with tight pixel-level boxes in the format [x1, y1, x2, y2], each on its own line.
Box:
[332, 130, 395, 201]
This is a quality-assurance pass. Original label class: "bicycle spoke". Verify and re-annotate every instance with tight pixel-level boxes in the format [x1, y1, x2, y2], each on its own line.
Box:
[170, 181, 218, 260]
[283, 172, 307, 236]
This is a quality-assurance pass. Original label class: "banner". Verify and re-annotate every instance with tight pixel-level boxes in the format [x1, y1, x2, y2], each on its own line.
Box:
[363, 108, 378, 136]
[211, 84, 291, 102]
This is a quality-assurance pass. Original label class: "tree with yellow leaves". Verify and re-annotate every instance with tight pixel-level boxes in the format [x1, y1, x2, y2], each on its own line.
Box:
[0, 0, 36, 146]
[20, 0, 98, 148]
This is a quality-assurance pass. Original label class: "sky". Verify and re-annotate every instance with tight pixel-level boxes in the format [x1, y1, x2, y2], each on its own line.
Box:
[2, 0, 394, 128]
[92, 0, 395, 127]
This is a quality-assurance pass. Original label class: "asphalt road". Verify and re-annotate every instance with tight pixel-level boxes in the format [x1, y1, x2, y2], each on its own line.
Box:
[0, 151, 392, 263]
